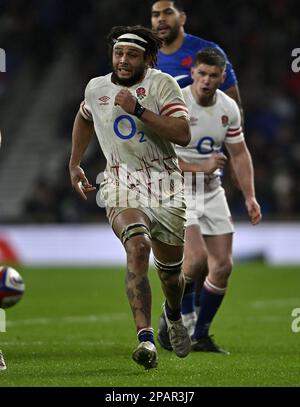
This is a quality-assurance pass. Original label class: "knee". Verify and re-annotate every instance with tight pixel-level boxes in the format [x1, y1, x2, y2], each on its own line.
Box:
[159, 270, 183, 288]
[155, 257, 184, 287]
[126, 238, 151, 266]
[211, 258, 233, 284]
[184, 254, 208, 281]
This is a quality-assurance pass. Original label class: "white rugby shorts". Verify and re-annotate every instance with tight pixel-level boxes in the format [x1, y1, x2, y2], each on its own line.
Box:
[185, 186, 234, 235]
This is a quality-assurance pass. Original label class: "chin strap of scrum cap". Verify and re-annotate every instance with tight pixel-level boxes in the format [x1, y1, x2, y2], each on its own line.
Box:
[121, 223, 151, 246]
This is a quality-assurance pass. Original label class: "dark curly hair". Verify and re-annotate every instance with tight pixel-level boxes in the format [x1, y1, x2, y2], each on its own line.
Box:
[107, 25, 163, 67]
[150, 0, 185, 12]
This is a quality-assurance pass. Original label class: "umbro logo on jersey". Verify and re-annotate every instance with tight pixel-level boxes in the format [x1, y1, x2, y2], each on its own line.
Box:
[98, 96, 110, 105]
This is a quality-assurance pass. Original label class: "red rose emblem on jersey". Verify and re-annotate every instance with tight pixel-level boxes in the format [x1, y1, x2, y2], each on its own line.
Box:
[221, 115, 229, 127]
[136, 87, 146, 100]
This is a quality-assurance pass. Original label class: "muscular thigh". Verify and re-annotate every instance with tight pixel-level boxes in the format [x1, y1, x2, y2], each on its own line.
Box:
[151, 239, 184, 264]
[204, 233, 233, 269]
[184, 225, 207, 264]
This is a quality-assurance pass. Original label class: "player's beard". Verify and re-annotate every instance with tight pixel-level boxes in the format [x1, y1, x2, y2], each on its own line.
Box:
[112, 64, 147, 87]
[157, 21, 181, 45]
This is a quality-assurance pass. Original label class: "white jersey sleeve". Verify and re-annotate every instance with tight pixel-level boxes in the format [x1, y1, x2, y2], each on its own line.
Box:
[79, 80, 93, 122]
[224, 99, 244, 144]
[156, 74, 189, 119]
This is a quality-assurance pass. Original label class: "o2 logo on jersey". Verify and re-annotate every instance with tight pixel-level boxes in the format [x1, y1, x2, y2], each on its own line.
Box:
[197, 137, 215, 154]
[113, 115, 146, 143]
[291, 48, 300, 73]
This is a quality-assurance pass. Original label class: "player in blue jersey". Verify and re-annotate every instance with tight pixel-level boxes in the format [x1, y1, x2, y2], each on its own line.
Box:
[151, 0, 246, 352]
[151, 0, 242, 110]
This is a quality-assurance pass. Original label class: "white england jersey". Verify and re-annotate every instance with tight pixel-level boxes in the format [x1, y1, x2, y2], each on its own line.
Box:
[80, 68, 189, 201]
[176, 86, 244, 186]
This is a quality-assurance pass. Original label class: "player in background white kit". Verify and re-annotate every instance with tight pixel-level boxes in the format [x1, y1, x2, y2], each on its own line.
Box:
[69, 26, 192, 369]
[158, 48, 262, 353]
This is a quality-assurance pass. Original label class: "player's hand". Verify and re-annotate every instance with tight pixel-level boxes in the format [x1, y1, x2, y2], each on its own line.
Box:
[114, 88, 136, 114]
[245, 197, 262, 225]
[69, 165, 96, 200]
[202, 152, 227, 174]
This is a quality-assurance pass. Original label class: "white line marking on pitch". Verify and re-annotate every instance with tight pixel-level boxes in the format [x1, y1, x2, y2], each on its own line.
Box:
[6, 313, 129, 327]
[0, 340, 115, 346]
[246, 315, 287, 322]
[250, 298, 300, 309]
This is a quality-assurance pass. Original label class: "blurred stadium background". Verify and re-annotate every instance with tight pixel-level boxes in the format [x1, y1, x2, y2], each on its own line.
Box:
[0, 0, 300, 388]
[0, 0, 299, 265]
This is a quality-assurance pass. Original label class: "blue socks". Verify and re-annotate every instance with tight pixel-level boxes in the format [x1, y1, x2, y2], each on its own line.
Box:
[181, 280, 195, 315]
[138, 328, 154, 344]
[193, 278, 226, 340]
[165, 301, 181, 322]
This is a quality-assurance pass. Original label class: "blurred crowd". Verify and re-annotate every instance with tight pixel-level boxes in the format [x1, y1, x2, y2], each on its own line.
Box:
[0, 0, 299, 223]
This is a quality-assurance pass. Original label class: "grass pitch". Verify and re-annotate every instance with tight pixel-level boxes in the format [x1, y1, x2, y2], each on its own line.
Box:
[0, 262, 300, 387]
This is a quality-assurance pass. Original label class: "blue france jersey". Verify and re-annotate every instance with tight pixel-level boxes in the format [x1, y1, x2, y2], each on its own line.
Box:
[157, 33, 237, 89]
